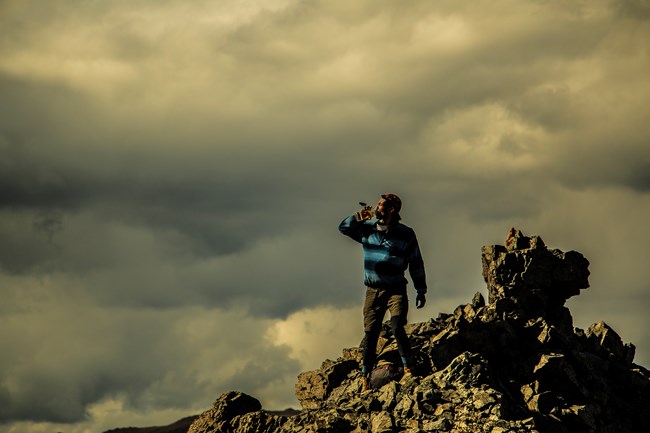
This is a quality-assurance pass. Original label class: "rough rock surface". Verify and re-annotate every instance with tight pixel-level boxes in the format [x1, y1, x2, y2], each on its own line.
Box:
[188, 228, 650, 433]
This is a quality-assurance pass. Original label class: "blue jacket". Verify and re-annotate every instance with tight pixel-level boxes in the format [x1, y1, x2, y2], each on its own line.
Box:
[339, 215, 427, 293]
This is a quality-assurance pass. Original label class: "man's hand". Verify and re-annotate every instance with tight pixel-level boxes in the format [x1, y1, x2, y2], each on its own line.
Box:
[416, 292, 426, 309]
[355, 208, 373, 221]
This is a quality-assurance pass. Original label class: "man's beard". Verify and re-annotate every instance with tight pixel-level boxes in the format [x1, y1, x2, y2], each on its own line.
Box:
[375, 209, 385, 220]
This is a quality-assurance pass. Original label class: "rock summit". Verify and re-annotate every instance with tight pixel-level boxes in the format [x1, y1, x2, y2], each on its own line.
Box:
[188, 228, 649, 433]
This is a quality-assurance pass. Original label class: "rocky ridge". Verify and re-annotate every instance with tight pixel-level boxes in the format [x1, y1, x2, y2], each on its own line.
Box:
[188, 228, 649, 433]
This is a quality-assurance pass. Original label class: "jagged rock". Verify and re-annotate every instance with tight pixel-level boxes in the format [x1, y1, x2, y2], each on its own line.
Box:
[481, 227, 590, 329]
[187, 228, 649, 433]
[434, 352, 492, 387]
[295, 358, 358, 410]
[370, 411, 394, 433]
[188, 392, 262, 433]
[585, 321, 637, 363]
[471, 291, 486, 308]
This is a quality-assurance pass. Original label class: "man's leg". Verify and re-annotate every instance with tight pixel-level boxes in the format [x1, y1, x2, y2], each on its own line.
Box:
[388, 291, 414, 373]
[390, 315, 414, 371]
[362, 288, 387, 381]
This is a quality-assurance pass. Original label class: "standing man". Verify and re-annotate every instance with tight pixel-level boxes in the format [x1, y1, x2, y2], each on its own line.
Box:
[339, 193, 427, 392]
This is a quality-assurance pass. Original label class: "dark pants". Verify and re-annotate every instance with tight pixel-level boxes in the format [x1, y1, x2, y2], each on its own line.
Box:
[362, 286, 413, 374]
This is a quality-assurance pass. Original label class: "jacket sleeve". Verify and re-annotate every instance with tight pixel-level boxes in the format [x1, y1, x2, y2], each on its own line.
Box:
[408, 234, 427, 294]
[338, 214, 365, 243]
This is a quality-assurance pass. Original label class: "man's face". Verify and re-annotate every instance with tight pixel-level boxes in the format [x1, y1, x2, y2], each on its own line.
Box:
[375, 198, 393, 220]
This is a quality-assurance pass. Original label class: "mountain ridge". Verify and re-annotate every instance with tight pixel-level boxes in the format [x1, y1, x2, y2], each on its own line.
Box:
[108, 228, 650, 433]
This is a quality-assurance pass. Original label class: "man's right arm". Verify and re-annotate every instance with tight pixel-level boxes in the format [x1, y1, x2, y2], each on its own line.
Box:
[338, 215, 366, 243]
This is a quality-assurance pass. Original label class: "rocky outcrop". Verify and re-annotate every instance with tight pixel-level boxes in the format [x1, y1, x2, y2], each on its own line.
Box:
[188, 228, 650, 433]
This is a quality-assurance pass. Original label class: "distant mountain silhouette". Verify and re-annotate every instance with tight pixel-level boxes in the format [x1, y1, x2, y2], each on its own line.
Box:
[103, 415, 198, 433]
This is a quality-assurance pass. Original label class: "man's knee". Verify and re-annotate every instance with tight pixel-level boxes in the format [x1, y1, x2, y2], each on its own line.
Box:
[390, 314, 406, 332]
[364, 316, 383, 333]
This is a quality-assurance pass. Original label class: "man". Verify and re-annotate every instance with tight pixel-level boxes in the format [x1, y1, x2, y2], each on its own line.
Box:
[339, 193, 427, 392]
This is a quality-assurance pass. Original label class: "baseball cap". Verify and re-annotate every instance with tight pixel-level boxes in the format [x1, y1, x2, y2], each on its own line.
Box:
[381, 193, 402, 212]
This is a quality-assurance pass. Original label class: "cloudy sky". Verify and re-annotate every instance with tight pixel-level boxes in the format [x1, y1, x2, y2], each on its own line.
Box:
[1, 0, 649, 431]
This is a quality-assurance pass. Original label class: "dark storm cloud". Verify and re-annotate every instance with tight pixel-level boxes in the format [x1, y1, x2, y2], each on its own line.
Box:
[0, 299, 299, 424]
[615, 0, 650, 19]
[628, 161, 650, 191]
[0, 76, 321, 274]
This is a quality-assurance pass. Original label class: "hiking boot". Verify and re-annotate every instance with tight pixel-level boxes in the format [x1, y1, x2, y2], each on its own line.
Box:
[360, 376, 370, 393]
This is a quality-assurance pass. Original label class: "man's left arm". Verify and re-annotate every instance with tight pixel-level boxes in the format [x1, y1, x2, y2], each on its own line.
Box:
[408, 233, 427, 308]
